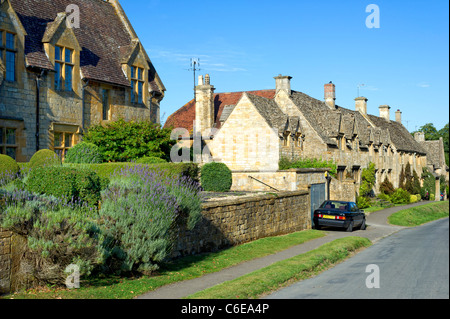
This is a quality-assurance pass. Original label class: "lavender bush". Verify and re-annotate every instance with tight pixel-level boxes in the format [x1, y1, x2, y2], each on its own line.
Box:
[99, 164, 202, 275]
[0, 190, 101, 286]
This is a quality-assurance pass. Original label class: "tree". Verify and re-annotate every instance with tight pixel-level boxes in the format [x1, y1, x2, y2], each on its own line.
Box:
[83, 119, 176, 163]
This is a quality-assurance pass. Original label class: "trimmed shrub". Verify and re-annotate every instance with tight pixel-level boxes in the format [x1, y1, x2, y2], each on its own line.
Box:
[201, 162, 232, 192]
[0, 154, 20, 184]
[410, 195, 418, 203]
[379, 177, 395, 195]
[99, 164, 202, 275]
[26, 166, 102, 206]
[136, 156, 167, 164]
[390, 188, 411, 205]
[356, 195, 371, 209]
[29, 149, 61, 169]
[65, 142, 103, 164]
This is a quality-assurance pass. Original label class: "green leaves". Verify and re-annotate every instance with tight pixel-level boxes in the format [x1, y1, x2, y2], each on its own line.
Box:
[201, 162, 232, 192]
[83, 119, 176, 163]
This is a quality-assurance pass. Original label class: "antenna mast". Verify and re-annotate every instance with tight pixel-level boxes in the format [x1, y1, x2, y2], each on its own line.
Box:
[189, 58, 201, 102]
[357, 84, 365, 97]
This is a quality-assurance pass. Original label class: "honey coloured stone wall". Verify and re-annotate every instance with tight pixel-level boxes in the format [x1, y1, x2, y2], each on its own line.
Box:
[173, 190, 311, 258]
[0, 227, 12, 295]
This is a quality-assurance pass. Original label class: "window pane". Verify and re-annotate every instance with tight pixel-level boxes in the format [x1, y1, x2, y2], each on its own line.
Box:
[65, 48, 73, 63]
[6, 147, 16, 160]
[55, 63, 62, 90]
[131, 81, 135, 103]
[138, 68, 142, 80]
[65, 133, 73, 148]
[55, 46, 62, 61]
[6, 51, 15, 82]
[0, 128, 3, 144]
[54, 132, 63, 147]
[65, 65, 73, 91]
[6, 129, 15, 145]
[102, 89, 109, 120]
[6, 33, 15, 49]
[131, 66, 135, 79]
[138, 81, 143, 104]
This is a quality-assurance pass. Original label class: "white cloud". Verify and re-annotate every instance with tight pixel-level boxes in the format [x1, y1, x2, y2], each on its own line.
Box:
[417, 82, 431, 88]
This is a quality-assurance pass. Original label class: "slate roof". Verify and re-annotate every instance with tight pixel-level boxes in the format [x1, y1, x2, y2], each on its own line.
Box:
[165, 83, 426, 155]
[8, 0, 163, 91]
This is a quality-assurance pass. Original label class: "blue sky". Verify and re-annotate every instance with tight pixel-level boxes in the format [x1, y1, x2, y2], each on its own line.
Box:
[121, 0, 449, 132]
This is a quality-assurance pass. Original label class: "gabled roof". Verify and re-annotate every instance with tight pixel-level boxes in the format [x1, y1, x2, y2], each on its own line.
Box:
[164, 90, 276, 131]
[8, 0, 163, 91]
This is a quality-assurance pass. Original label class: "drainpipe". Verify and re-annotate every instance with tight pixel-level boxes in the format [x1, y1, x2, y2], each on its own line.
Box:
[81, 79, 90, 136]
[35, 70, 45, 152]
[149, 91, 156, 122]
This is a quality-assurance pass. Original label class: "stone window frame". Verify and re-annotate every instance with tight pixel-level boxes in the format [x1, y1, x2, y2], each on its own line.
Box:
[0, 29, 17, 82]
[54, 45, 74, 92]
[101, 88, 111, 121]
[130, 65, 145, 104]
[0, 126, 17, 159]
[50, 123, 80, 161]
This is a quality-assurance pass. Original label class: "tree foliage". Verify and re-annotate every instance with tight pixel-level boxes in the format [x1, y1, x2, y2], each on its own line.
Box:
[83, 119, 176, 163]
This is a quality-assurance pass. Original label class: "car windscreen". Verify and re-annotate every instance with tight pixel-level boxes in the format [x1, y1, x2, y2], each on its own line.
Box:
[320, 201, 349, 211]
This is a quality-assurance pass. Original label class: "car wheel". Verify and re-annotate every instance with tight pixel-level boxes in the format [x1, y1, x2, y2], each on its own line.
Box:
[360, 219, 366, 230]
[314, 224, 321, 230]
[346, 221, 354, 232]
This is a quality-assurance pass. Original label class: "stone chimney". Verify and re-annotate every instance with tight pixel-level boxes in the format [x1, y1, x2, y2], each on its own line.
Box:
[379, 105, 391, 121]
[195, 74, 215, 137]
[395, 109, 402, 124]
[324, 82, 336, 109]
[355, 97, 368, 115]
[414, 132, 425, 142]
[274, 75, 292, 95]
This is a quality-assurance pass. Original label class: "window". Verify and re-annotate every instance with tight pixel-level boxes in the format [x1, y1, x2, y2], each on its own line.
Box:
[283, 132, 290, 147]
[0, 30, 16, 82]
[102, 89, 110, 120]
[53, 131, 74, 160]
[54, 46, 74, 91]
[0, 127, 17, 159]
[131, 66, 145, 104]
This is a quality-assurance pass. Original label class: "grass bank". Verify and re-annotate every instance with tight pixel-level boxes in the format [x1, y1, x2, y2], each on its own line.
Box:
[7, 229, 325, 299]
[187, 237, 372, 299]
[388, 201, 449, 227]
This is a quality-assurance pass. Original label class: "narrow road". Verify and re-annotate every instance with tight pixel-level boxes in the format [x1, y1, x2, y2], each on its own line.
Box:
[266, 217, 449, 299]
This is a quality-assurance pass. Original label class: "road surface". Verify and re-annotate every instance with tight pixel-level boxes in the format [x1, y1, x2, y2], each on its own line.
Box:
[266, 217, 449, 299]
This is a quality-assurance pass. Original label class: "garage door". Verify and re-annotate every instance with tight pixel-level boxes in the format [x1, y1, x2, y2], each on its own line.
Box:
[311, 183, 326, 227]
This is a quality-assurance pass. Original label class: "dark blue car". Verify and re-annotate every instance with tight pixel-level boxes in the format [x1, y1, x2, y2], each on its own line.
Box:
[313, 200, 366, 232]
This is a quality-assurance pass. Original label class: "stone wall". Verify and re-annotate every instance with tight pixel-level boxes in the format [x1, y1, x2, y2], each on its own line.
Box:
[173, 190, 311, 258]
[0, 227, 12, 295]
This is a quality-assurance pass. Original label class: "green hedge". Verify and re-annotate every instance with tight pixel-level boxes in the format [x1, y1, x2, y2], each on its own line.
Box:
[26, 166, 103, 206]
[0, 154, 20, 184]
[201, 162, 232, 192]
[29, 149, 61, 169]
[81, 162, 199, 182]
[65, 142, 103, 164]
[135, 156, 167, 164]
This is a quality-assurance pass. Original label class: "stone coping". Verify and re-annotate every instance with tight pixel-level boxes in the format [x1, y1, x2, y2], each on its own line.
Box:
[202, 190, 309, 209]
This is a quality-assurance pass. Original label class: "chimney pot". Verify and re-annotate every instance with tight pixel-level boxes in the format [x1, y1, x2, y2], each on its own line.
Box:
[274, 75, 292, 95]
[395, 109, 402, 124]
[324, 82, 336, 109]
[379, 105, 391, 121]
[355, 97, 368, 115]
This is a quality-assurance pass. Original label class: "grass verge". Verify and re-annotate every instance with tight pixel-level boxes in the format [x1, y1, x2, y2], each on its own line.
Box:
[388, 201, 449, 227]
[186, 237, 372, 299]
[6, 229, 325, 299]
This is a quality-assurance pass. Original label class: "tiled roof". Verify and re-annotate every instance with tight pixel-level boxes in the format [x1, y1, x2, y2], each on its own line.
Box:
[164, 90, 276, 132]
[9, 0, 162, 90]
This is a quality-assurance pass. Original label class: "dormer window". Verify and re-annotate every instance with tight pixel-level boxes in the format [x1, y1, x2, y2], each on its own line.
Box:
[55, 45, 74, 91]
[0, 30, 16, 82]
[131, 66, 144, 104]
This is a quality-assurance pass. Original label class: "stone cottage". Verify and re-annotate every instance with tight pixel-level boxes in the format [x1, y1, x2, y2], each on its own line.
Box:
[0, 0, 165, 162]
[165, 74, 429, 199]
